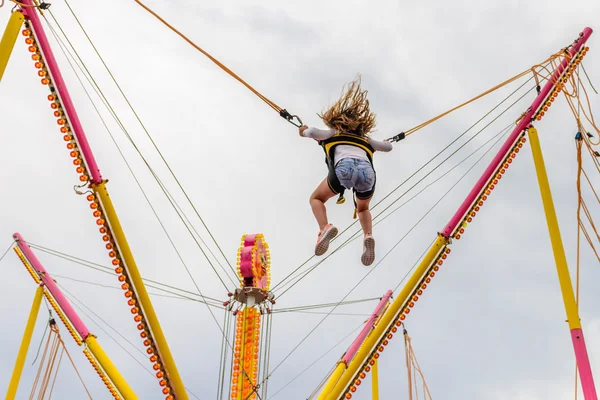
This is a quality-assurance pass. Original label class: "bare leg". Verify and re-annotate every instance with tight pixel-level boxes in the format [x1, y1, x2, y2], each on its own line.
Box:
[356, 198, 373, 237]
[310, 178, 337, 230]
[357, 197, 375, 266]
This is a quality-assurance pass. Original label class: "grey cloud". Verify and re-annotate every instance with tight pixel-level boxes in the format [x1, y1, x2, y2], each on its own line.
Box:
[1, 1, 599, 399]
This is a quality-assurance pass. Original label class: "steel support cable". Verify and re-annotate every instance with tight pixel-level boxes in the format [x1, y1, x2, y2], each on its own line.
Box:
[53, 3, 239, 279]
[275, 311, 371, 317]
[0, 240, 15, 263]
[274, 83, 534, 298]
[26, 242, 223, 304]
[262, 312, 274, 399]
[260, 112, 512, 386]
[580, 62, 598, 94]
[52, 274, 224, 307]
[38, 21, 242, 380]
[217, 310, 229, 400]
[271, 74, 539, 293]
[273, 82, 535, 297]
[272, 297, 381, 313]
[268, 321, 372, 399]
[292, 121, 514, 280]
[42, 12, 237, 291]
[59, 285, 203, 399]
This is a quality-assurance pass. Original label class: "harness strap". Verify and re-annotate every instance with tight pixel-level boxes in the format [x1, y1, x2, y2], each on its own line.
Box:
[317, 135, 372, 217]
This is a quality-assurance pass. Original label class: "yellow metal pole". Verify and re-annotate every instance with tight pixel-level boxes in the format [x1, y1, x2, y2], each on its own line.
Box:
[0, 11, 24, 82]
[94, 182, 188, 400]
[325, 235, 448, 400]
[528, 126, 597, 398]
[86, 336, 138, 400]
[371, 359, 379, 400]
[527, 127, 580, 329]
[6, 285, 44, 400]
[317, 362, 346, 400]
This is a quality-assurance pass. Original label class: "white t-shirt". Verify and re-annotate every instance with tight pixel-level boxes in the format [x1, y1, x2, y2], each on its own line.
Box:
[303, 127, 393, 165]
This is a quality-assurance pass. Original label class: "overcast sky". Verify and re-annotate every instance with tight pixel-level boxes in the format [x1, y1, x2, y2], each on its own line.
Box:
[1, 1, 600, 399]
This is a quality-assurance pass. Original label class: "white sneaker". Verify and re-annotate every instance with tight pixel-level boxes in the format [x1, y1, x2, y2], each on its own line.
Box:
[361, 235, 375, 266]
[315, 224, 338, 256]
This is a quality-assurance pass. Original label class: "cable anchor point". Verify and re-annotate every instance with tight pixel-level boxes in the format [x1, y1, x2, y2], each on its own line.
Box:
[279, 109, 303, 127]
[387, 132, 406, 143]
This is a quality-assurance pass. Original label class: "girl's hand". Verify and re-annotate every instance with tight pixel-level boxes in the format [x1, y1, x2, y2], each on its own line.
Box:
[299, 125, 309, 137]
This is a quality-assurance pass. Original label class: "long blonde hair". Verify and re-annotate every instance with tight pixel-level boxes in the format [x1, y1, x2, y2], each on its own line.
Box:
[319, 76, 376, 137]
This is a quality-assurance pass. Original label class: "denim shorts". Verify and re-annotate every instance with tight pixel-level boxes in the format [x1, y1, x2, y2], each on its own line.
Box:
[334, 158, 376, 198]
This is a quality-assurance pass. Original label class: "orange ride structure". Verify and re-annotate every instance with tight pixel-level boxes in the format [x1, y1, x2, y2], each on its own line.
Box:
[1, 2, 599, 400]
[225, 234, 274, 400]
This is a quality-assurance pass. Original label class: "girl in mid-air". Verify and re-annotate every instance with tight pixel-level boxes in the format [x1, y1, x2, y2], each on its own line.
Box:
[299, 77, 394, 266]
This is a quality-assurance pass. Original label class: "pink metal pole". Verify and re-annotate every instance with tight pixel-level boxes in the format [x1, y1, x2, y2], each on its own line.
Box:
[441, 27, 593, 237]
[21, 3, 102, 183]
[13, 233, 91, 340]
[342, 290, 393, 364]
[572, 329, 596, 395]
